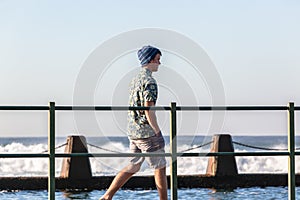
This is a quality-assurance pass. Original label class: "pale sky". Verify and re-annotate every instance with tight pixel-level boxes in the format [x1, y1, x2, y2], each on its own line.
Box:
[0, 0, 299, 137]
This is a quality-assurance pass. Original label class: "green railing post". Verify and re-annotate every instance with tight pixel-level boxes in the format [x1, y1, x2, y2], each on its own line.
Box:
[288, 102, 295, 200]
[170, 102, 178, 200]
[48, 102, 55, 200]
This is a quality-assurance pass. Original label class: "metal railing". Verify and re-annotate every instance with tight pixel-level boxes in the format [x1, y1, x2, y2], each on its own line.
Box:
[0, 102, 298, 200]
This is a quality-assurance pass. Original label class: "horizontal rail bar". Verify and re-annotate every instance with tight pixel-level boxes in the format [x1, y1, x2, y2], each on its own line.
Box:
[56, 106, 289, 111]
[181, 151, 290, 157]
[55, 106, 171, 111]
[0, 154, 50, 158]
[1, 106, 298, 111]
[177, 106, 289, 111]
[55, 153, 172, 158]
[0, 106, 49, 111]
[2, 151, 298, 158]
[0, 153, 172, 158]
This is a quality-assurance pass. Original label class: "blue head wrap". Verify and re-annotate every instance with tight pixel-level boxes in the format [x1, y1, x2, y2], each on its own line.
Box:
[137, 45, 161, 66]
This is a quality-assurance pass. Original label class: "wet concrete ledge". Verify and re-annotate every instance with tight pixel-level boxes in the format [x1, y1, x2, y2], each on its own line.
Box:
[1, 174, 300, 190]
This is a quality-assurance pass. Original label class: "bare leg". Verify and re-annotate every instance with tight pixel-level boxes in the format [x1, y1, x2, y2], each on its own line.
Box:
[99, 164, 140, 200]
[154, 167, 168, 200]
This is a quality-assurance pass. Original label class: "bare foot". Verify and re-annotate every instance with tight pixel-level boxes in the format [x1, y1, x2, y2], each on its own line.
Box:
[99, 195, 111, 200]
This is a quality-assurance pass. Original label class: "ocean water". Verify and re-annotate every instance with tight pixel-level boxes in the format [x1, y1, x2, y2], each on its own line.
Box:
[1, 135, 300, 199]
[0, 187, 298, 200]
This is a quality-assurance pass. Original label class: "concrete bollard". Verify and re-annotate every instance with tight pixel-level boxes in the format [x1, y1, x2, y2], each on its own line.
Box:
[206, 134, 238, 176]
[60, 135, 92, 179]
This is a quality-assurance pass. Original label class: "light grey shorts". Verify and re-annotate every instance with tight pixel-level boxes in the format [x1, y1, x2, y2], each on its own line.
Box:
[129, 133, 166, 169]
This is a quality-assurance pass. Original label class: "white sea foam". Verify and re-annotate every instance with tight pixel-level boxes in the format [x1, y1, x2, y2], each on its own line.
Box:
[0, 142, 49, 176]
[0, 142, 297, 176]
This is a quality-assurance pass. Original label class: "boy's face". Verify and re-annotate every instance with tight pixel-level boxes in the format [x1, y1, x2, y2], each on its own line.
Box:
[148, 54, 161, 72]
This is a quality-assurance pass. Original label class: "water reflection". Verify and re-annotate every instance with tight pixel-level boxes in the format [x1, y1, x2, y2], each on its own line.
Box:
[209, 188, 235, 193]
[62, 190, 91, 199]
[208, 188, 235, 200]
[0, 187, 292, 199]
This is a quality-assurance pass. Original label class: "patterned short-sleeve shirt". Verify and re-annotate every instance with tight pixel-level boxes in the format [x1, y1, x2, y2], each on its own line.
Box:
[127, 68, 158, 139]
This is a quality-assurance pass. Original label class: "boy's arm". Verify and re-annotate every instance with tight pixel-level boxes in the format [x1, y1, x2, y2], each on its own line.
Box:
[145, 101, 160, 135]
